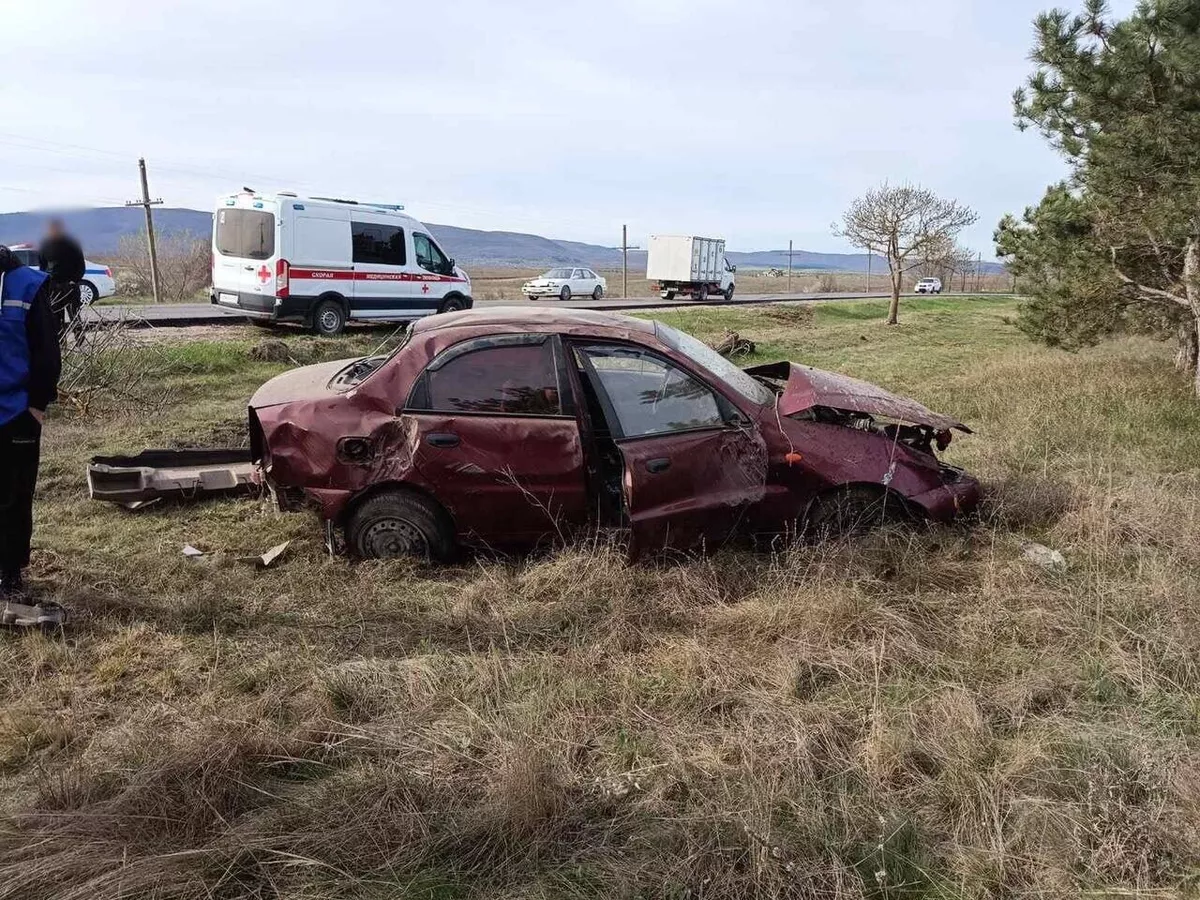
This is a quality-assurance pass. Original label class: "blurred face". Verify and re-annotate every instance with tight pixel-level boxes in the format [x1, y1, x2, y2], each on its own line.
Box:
[46, 219, 65, 238]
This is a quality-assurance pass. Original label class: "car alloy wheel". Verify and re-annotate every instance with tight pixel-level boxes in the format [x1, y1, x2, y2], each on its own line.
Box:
[79, 281, 97, 306]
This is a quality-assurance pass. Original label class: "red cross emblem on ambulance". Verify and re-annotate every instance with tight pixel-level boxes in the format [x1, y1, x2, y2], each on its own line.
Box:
[257, 265, 271, 283]
[421, 284, 430, 294]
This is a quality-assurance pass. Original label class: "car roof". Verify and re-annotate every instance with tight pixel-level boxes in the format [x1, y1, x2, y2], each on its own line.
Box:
[412, 305, 655, 336]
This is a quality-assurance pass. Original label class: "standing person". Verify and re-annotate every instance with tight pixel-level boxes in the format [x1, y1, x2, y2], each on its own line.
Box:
[38, 218, 85, 331]
[0, 246, 62, 600]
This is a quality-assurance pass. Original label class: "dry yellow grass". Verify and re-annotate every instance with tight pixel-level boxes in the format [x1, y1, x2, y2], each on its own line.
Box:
[0, 297, 1197, 898]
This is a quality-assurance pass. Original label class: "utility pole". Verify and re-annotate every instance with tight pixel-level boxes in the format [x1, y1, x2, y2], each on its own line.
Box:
[866, 245, 872, 292]
[126, 157, 164, 304]
[619, 225, 640, 299]
[976, 251, 983, 293]
[787, 239, 793, 292]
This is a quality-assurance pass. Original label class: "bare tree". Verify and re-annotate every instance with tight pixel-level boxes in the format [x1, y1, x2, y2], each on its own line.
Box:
[111, 230, 210, 303]
[837, 183, 978, 324]
[916, 234, 977, 290]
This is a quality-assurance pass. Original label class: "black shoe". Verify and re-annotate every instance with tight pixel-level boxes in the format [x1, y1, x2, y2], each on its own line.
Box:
[0, 573, 27, 602]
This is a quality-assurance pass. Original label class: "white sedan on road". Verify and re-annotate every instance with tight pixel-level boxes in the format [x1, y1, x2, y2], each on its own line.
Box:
[523, 267, 606, 301]
[9, 244, 116, 304]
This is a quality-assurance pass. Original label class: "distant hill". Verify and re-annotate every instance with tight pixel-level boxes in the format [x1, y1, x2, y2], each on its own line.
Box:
[0, 207, 1005, 274]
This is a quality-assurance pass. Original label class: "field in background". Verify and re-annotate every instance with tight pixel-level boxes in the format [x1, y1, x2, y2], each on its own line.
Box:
[441, 267, 1014, 302]
[1, 296, 1197, 898]
[99, 266, 1015, 306]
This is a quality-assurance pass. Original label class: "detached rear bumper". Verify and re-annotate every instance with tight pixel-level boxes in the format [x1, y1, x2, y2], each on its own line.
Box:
[88, 449, 261, 504]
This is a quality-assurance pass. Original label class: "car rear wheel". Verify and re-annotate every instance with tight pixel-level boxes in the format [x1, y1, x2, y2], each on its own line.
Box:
[346, 489, 455, 561]
[79, 281, 97, 306]
[528, 295, 539, 302]
[560, 285, 572, 302]
[312, 299, 347, 336]
[592, 285, 603, 301]
[806, 486, 902, 539]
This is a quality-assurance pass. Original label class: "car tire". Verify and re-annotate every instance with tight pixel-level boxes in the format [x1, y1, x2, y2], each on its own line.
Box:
[806, 485, 903, 539]
[528, 295, 539, 302]
[439, 295, 468, 314]
[346, 489, 455, 561]
[697, 283, 709, 302]
[724, 285, 735, 301]
[312, 298, 347, 336]
[79, 281, 98, 306]
[592, 285, 603, 301]
[560, 285, 572, 302]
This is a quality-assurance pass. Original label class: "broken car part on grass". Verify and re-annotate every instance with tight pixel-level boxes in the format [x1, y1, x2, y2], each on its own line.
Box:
[88, 308, 980, 561]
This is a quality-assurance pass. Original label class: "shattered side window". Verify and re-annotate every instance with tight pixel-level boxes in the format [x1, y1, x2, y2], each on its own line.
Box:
[420, 342, 562, 416]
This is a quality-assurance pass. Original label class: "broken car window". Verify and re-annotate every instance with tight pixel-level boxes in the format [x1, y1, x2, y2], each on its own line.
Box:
[416, 342, 562, 416]
[580, 345, 725, 437]
[654, 322, 775, 406]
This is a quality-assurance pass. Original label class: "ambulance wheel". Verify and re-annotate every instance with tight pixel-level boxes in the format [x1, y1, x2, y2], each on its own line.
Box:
[592, 285, 603, 301]
[439, 295, 468, 314]
[312, 299, 347, 336]
[559, 285, 572, 302]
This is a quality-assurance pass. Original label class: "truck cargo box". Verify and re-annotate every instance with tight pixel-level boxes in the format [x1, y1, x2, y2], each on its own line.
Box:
[646, 235, 726, 284]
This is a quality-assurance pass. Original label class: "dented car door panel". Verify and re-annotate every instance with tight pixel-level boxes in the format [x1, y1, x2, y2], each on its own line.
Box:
[619, 427, 768, 553]
[411, 414, 588, 543]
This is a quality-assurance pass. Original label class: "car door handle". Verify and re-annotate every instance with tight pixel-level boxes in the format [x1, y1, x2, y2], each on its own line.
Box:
[426, 433, 460, 448]
[645, 458, 671, 474]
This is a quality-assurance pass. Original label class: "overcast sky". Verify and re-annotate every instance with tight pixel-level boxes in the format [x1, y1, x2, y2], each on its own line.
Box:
[2, 0, 1128, 255]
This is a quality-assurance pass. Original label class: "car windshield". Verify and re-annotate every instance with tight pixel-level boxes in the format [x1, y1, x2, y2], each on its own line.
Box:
[654, 321, 776, 406]
[545, 268, 573, 278]
[335, 324, 413, 386]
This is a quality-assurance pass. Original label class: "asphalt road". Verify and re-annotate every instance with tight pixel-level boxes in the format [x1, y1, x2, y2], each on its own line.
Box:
[86, 291, 908, 328]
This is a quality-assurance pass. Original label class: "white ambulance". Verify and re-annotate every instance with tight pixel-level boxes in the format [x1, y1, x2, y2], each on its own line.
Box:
[211, 191, 472, 335]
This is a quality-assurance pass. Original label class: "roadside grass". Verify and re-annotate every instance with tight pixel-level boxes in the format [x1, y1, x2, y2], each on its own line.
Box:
[1, 296, 1199, 898]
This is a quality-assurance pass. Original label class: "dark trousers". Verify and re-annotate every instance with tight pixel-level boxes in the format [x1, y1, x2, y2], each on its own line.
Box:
[0, 412, 41, 578]
[49, 283, 80, 335]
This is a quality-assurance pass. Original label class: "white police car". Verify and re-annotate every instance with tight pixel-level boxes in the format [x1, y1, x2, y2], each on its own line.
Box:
[7, 243, 116, 304]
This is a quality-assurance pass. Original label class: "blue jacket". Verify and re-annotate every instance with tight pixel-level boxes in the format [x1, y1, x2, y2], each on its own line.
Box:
[0, 264, 51, 425]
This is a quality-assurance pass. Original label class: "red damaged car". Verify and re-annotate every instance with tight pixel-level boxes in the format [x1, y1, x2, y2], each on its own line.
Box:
[90, 308, 980, 559]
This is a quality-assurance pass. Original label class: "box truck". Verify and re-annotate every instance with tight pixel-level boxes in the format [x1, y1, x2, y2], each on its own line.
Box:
[646, 235, 736, 301]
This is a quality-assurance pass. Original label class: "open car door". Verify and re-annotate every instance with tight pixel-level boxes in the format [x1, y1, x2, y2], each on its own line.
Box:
[573, 343, 767, 555]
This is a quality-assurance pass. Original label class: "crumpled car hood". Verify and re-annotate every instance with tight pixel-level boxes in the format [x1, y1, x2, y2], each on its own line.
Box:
[746, 361, 971, 433]
[249, 359, 359, 409]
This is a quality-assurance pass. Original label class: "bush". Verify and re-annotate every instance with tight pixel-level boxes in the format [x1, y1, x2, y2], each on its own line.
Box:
[111, 230, 209, 302]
